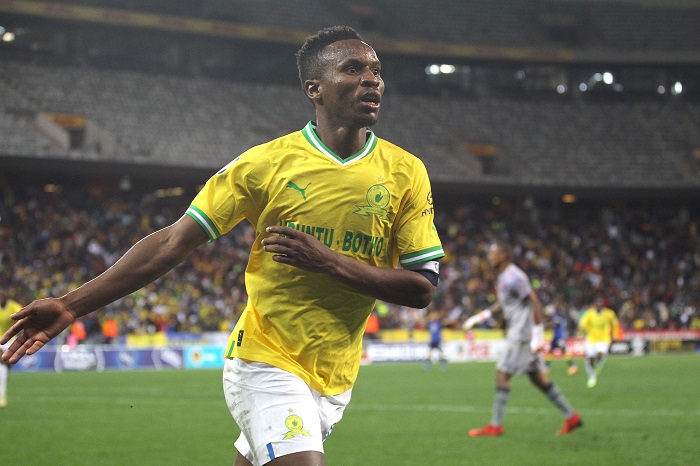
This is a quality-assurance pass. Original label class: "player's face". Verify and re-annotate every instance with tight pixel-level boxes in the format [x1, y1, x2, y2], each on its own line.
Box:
[316, 39, 384, 127]
[487, 244, 504, 268]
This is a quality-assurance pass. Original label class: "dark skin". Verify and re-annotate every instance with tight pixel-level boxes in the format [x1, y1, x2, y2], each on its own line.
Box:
[304, 38, 384, 157]
[2, 38, 435, 466]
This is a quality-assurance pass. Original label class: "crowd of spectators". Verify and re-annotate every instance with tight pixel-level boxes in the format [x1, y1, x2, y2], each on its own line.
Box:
[0, 178, 253, 343]
[431, 197, 700, 335]
[1, 177, 698, 344]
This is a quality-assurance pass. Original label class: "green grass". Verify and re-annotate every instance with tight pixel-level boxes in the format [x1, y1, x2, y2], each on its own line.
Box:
[2, 354, 699, 465]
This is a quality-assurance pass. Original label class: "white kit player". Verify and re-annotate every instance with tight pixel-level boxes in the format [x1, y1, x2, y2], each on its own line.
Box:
[464, 242, 582, 436]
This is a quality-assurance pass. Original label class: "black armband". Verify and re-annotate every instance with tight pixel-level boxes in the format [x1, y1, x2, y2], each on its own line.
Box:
[413, 269, 439, 286]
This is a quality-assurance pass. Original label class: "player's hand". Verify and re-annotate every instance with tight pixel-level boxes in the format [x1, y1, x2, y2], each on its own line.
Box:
[462, 315, 480, 330]
[0, 297, 76, 364]
[262, 225, 336, 273]
[530, 323, 545, 353]
[462, 309, 492, 330]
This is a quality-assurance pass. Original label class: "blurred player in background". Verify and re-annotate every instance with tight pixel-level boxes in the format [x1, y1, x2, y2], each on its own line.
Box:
[464, 242, 581, 436]
[579, 297, 620, 388]
[423, 309, 448, 371]
[544, 299, 578, 376]
[0, 289, 22, 408]
[1, 26, 444, 466]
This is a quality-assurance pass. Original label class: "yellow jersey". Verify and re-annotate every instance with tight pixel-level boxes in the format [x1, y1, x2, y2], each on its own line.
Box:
[579, 307, 619, 344]
[187, 122, 444, 394]
[1, 299, 23, 334]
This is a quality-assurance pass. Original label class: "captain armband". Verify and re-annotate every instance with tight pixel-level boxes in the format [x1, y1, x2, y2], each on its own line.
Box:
[406, 260, 440, 286]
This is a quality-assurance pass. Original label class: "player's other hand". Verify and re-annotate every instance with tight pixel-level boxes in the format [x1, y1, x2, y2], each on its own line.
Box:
[530, 323, 545, 353]
[0, 297, 76, 364]
[262, 225, 335, 273]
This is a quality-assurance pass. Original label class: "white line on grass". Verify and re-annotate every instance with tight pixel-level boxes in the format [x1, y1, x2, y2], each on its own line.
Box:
[25, 395, 700, 417]
[349, 403, 700, 417]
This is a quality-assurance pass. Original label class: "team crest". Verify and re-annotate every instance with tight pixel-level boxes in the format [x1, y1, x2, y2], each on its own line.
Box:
[354, 184, 394, 221]
[282, 414, 311, 439]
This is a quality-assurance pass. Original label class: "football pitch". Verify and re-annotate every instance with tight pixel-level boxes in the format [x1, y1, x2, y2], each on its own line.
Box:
[2, 353, 698, 465]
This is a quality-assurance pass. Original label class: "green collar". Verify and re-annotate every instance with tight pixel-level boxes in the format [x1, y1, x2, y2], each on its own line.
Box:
[301, 121, 377, 166]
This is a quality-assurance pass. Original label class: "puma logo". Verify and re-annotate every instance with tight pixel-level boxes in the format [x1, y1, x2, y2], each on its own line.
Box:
[287, 181, 312, 200]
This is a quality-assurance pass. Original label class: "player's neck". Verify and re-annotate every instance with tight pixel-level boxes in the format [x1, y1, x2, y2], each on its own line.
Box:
[313, 119, 367, 159]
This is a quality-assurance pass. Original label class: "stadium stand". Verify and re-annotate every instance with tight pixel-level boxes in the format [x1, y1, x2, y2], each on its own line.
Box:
[43, 0, 700, 53]
[0, 61, 310, 166]
[1, 60, 699, 187]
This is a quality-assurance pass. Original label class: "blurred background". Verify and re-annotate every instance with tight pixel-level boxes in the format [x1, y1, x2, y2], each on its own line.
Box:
[1, 0, 699, 366]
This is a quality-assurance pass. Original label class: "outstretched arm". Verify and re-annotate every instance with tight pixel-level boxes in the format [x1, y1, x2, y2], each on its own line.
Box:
[262, 225, 435, 309]
[1, 215, 209, 363]
[463, 302, 502, 330]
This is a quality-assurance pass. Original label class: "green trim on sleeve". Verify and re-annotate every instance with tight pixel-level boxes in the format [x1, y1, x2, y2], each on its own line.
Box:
[225, 338, 236, 358]
[186, 205, 221, 241]
[399, 245, 445, 267]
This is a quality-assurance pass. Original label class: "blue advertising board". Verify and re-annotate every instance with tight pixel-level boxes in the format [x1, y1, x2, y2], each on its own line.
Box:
[11, 345, 186, 372]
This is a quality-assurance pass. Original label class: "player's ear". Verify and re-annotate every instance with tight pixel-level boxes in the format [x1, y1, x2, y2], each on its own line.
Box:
[304, 79, 321, 103]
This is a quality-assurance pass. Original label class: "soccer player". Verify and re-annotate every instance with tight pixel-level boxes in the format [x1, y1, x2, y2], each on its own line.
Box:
[579, 298, 620, 388]
[463, 242, 582, 436]
[423, 309, 448, 371]
[0, 289, 23, 408]
[545, 301, 578, 376]
[1, 26, 444, 466]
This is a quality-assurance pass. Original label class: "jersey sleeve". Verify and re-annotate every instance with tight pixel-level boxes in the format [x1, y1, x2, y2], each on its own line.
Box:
[394, 159, 444, 268]
[186, 153, 261, 241]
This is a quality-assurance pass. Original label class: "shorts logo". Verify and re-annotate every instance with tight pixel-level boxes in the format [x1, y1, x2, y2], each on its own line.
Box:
[282, 414, 311, 439]
[354, 184, 394, 221]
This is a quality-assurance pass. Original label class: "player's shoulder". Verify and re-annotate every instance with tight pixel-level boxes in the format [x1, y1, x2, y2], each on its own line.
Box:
[374, 135, 426, 167]
[244, 129, 302, 158]
[506, 263, 528, 279]
[215, 130, 302, 176]
[374, 135, 411, 155]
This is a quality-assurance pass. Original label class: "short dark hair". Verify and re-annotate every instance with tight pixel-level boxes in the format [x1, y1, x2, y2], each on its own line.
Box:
[295, 26, 364, 90]
[492, 241, 513, 260]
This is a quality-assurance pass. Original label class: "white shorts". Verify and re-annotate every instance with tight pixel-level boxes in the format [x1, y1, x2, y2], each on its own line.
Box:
[497, 340, 547, 376]
[223, 358, 351, 466]
[585, 341, 610, 358]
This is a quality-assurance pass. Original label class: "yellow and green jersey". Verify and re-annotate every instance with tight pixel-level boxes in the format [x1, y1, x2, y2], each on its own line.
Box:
[579, 307, 619, 344]
[187, 121, 444, 394]
[0, 299, 23, 334]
